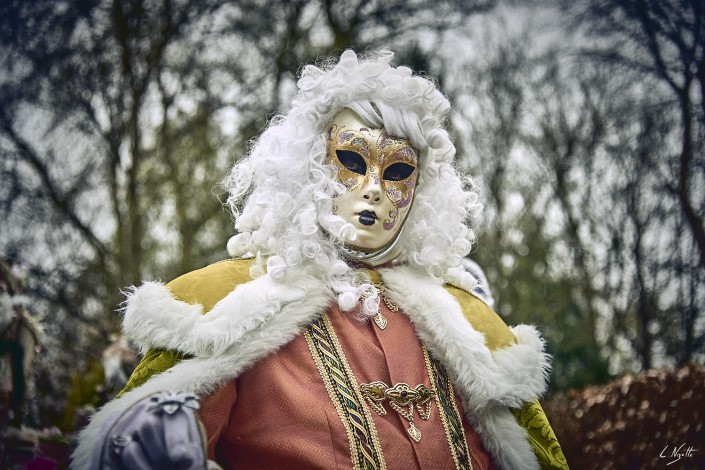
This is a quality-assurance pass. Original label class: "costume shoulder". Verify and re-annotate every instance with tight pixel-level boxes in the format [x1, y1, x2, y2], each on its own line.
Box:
[441, 262, 515, 350]
[166, 258, 254, 313]
[443, 284, 516, 351]
[445, 267, 569, 469]
[118, 258, 254, 396]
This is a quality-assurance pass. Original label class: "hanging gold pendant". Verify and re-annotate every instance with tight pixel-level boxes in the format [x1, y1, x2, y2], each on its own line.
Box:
[373, 283, 395, 330]
[359, 281, 393, 330]
[407, 423, 422, 442]
[374, 313, 388, 329]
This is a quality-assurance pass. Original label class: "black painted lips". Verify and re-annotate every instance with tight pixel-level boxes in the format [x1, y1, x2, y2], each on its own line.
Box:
[358, 210, 377, 226]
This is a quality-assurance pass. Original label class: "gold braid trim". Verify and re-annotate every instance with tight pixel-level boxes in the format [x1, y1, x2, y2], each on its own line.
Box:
[304, 310, 473, 470]
[303, 314, 386, 470]
[425, 349, 473, 470]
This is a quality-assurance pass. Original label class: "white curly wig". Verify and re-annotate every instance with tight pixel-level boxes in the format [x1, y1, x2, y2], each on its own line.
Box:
[224, 50, 482, 318]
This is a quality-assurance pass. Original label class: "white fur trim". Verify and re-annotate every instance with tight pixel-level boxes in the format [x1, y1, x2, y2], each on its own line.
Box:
[122, 273, 329, 357]
[380, 265, 549, 470]
[122, 282, 203, 354]
[72, 272, 333, 469]
[380, 266, 549, 407]
[446, 259, 496, 308]
[445, 264, 481, 295]
[472, 407, 542, 470]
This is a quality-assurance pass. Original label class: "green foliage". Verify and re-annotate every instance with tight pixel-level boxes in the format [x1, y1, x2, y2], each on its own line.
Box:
[474, 210, 612, 391]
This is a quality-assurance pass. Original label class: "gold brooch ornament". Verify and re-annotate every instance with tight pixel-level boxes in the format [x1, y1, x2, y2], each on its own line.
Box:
[360, 381, 436, 442]
[306, 317, 472, 469]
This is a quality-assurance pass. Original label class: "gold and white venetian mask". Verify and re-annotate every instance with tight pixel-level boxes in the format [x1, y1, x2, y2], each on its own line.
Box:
[326, 108, 419, 253]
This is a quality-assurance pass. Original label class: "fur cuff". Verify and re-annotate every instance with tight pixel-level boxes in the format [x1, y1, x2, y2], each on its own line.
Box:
[495, 324, 551, 405]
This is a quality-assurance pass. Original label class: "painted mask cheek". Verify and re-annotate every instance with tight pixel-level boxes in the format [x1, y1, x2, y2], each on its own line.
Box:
[377, 141, 419, 232]
[380, 147, 418, 208]
[380, 177, 416, 231]
[384, 172, 417, 209]
[332, 154, 364, 191]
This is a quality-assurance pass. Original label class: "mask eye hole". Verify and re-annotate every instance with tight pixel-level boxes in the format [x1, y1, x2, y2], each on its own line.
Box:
[383, 163, 416, 181]
[336, 150, 367, 175]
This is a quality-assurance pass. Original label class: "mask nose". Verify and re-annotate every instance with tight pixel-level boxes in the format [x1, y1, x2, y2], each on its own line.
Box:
[361, 174, 382, 203]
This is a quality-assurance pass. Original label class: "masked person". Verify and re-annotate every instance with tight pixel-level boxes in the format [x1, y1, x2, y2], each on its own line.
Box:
[73, 51, 568, 470]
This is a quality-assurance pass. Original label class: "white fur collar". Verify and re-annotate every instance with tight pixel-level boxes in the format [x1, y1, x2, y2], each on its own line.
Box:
[380, 265, 548, 470]
[73, 265, 548, 470]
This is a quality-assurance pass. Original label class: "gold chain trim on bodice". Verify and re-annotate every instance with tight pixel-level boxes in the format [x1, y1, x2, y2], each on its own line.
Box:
[360, 378, 435, 442]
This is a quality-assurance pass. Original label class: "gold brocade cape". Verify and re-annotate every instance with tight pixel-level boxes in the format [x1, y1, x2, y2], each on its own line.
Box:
[72, 259, 568, 470]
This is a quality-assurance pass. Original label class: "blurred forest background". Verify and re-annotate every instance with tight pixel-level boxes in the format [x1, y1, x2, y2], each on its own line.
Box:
[0, 0, 703, 467]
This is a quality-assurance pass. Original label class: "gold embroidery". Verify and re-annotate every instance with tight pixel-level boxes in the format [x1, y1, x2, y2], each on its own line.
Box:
[360, 380, 436, 442]
[304, 315, 386, 470]
[304, 309, 472, 470]
[425, 349, 473, 470]
[511, 401, 568, 469]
